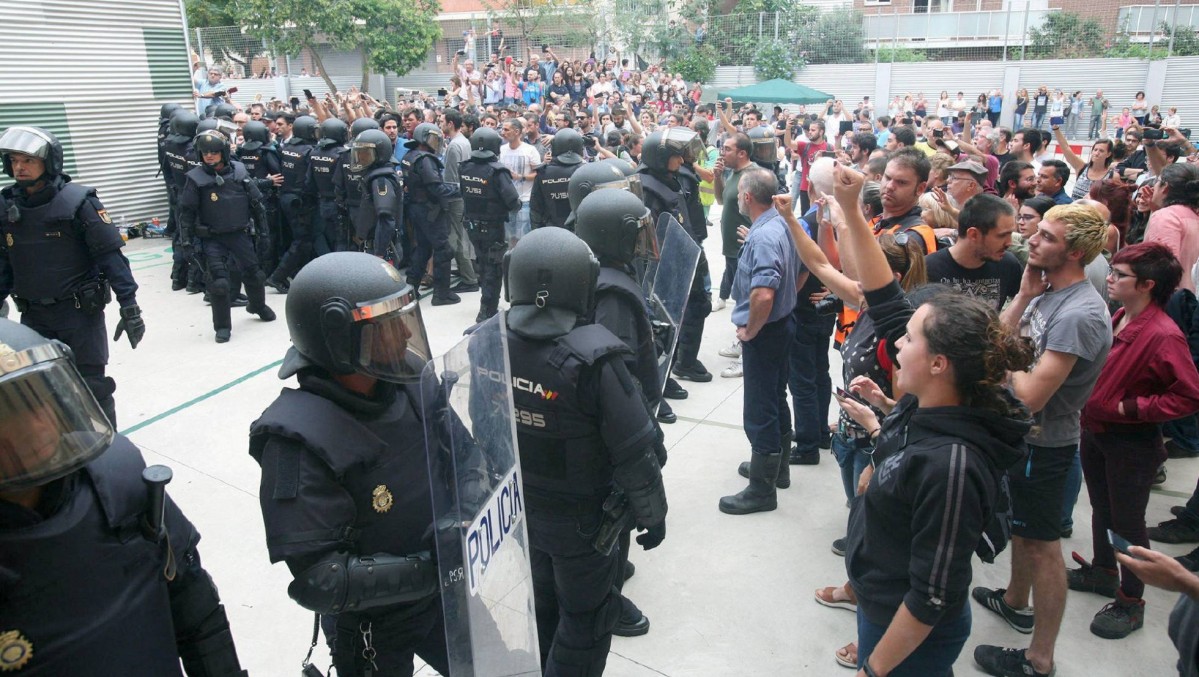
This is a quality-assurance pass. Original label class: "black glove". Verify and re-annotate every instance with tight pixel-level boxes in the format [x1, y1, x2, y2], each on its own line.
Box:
[635, 520, 665, 550]
[114, 304, 145, 349]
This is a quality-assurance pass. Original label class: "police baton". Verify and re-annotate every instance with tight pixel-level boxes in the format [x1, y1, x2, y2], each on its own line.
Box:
[142, 464, 173, 542]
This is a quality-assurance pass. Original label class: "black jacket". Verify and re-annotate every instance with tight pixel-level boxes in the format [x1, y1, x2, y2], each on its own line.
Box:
[846, 367, 1030, 628]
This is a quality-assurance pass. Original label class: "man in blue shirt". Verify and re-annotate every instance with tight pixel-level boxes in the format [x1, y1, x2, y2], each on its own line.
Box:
[193, 67, 227, 116]
[1037, 159, 1074, 205]
[720, 166, 802, 516]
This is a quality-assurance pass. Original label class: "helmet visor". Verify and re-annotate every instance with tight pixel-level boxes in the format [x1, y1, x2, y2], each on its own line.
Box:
[352, 288, 432, 383]
[350, 142, 381, 173]
[0, 127, 53, 161]
[424, 130, 443, 155]
[634, 211, 659, 261]
[662, 127, 702, 164]
[751, 136, 779, 163]
[0, 347, 114, 491]
[593, 174, 644, 202]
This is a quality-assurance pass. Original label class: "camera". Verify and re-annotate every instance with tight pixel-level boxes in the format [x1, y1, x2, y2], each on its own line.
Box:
[813, 294, 843, 316]
[1143, 127, 1165, 140]
[932, 129, 943, 139]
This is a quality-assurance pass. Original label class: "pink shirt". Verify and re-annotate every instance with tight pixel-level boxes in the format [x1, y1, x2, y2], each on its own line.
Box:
[1145, 204, 1199, 292]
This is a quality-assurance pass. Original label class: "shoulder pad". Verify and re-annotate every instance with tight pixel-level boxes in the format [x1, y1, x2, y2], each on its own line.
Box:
[555, 324, 632, 365]
[249, 388, 387, 476]
[57, 182, 94, 208]
[82, 435, 149, 533]
[489, 160, 511, 174]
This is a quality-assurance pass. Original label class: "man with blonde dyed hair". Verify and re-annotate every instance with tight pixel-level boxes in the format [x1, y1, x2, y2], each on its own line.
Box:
[975, 202, 1112, 677]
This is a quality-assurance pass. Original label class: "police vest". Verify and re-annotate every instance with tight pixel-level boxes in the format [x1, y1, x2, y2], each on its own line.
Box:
[249, 384, 437, 562]
[506, 323, 631, 499]
[185, 163, 255, 235]
[641, 170, 704, 242]
[237, 144, 280, 181]
[351, 166, 402, 242]
[401, 150, 442, 204]
[0, 182, 101, 302]
[308, 145, 343, 201]
[596, 267, 661, 405]
[0, 436, 195, 676]
[460, 158, 511, 224]
[532, 161, 578, 229]
[163, 139, 198, 190]
[280, 140, 314, 196]
[335, 148, 366, 209]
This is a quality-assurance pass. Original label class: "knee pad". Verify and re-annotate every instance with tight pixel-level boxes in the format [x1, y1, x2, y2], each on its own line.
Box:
[209, 276, 231, 297]
[558, 588, 621, 645]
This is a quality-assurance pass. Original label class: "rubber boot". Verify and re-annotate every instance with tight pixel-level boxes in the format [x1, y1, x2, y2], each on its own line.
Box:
[738, 433, 791, 489]
[720, 450, 781, 515]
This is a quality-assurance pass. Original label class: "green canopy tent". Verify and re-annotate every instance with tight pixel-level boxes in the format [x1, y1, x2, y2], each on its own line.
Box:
[714, 79, 834, 106]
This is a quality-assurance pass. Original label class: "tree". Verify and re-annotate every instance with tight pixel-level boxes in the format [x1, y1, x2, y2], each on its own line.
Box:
[186, 0, 267, 77]
[235, 0, 441, 92]
[668, 45, 717, 83]
[803, 9, 867, 64]
[754, 39, 803, 80]
[1027, 12, 1104, 59]
[485, 0, 573, 61]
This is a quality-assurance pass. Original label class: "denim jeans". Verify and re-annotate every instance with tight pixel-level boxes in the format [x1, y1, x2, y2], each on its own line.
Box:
[719, 255, 738, 301]
[857, 603, 971, 677]
[789, 309, 835, 455]
[832, 431, 874, 502]
[742, 314, 795, 453]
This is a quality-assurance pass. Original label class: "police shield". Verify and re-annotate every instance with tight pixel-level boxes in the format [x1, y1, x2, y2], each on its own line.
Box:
[421, 314, 540, 677]
[646, 214, 701, 389]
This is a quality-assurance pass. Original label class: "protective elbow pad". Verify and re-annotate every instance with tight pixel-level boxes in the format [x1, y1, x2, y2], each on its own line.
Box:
[613, 450, 667, 529]
[288, 551, 439, 614]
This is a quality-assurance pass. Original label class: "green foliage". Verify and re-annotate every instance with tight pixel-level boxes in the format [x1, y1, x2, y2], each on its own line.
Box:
[236, 0, 441, 89]
[184, 0, 237, 28]
[668, 45, 717, 83]
[716, 1, 820, 66]
[753, 39, 803, 81]
[803, 9, 867, 64]
[1165, 22, 1199, 57]
[874, 47, 927, 62]
[1027, 12, 1103, 59]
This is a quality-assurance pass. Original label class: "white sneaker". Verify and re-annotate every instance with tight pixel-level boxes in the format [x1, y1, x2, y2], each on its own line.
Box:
[713, 297, 727, 311]
[721, 358, 743, 378]
[718, 340, 742, 358]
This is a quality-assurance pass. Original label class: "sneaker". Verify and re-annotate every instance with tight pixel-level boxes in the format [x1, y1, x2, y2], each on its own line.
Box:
[831, 537, 847, 557]
[789, 448, 820, 465]
[1167, 438, 1199, 458]
[713, 297, 727, 311]
[1090, 593, 1145, 639]
[431, 292, 461, 306]
[662, 378, 688, 400]
[1149, 517, 1199, 544]
[252, 306, 277, 322]
[265, 277, 289, 294]
[1066, 552, 1118, 597]
[452, 281, 480, 293]
[718, 340, 741, 358]
[721, 359, 743, 378]
[1153, 464, 1167, 486]
[1177, 545, 1199, 571]
[1171, 505, 1188, 517]
[673, 361, 713, 382]
[971, 587, 1034, 634]
[231, 293, 249, 308]
[974, 646, 1054, 677]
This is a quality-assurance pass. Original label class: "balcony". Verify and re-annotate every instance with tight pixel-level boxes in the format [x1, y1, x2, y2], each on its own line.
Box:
[863, 8, 1053, 48]
[1117, 5, 1199, 41]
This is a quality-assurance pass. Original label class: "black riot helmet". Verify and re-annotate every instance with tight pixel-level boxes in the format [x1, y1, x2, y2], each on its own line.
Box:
[747, 125, 779, 165]
[640, 127, 703, 171]
[406, 122, 444, 154]
[350, 117, 381, 138]
[574, 190, 658, 266]
[0, 318, 115, 492]
[193, 129, 230, 168]
[551, 128, 585, 165]
[567, 158, 643, 212]
[470, 127, 503, 160]
[0, 126, 65, 181]
[280, 252, 432, 383]
[292, 115, 319, 143]
[503, 228, 599, 340]
[212, 102, 238, 121]
[318, 118, 349, 148]
[196, 118, 219, 135]
[240, 120, 271, 151]
[349, 129, 394, 173]
[168, 111, 200, 143]
[159, 102, 183, 121]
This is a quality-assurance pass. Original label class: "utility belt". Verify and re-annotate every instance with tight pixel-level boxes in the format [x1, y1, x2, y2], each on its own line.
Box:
[465, 219, 505, 237]
[194, 224, 250, 239]
[14, 277, 111, 314]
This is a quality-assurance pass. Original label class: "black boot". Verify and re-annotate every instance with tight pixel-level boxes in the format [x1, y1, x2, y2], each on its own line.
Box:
[738, 434, 791, 489]
[720, 450, 781, 515]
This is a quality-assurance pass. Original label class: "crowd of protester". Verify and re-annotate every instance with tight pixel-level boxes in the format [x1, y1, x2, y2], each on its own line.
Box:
[184, 41, 1199, 674]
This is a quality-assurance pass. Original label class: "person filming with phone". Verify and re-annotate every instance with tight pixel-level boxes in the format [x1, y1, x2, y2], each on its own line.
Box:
[194, 66, 227, 116]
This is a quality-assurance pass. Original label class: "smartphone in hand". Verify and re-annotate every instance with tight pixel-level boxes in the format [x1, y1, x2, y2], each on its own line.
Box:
[1108, 529, 1144, 560]
[303, 88, 314, 100]
[835, 387, 868, 407]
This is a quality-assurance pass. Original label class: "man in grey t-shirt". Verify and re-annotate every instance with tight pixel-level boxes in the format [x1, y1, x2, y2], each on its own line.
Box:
[441, 110, 478, 289]
[974, 204, 1111, 677]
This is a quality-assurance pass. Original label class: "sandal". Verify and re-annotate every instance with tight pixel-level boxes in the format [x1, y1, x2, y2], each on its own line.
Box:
[835, 642, 858, 669]
[814, 584, 858, 612]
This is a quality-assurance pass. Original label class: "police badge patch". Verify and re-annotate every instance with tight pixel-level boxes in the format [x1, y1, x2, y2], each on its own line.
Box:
[0, 630, 33, 671]
[377, 182, 388, 196]
[4, 233, 11, 247]
[96, 209, 112, 224]
[372, 485, 394, 513]
[210, 192, 219, 202]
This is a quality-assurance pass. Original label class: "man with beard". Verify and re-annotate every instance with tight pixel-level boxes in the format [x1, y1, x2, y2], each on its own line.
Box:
[999, 161, 1037, 205]
[872, 149, 937, 254]
[924, 194, 1023, 311]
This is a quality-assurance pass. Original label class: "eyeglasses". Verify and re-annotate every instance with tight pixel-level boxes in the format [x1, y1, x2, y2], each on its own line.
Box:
[1107, 266, 1137, 281]
[1016, 213, 1039, 221]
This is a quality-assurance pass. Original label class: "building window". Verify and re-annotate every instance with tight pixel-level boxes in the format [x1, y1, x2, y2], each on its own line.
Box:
[913, 0, 950, 13]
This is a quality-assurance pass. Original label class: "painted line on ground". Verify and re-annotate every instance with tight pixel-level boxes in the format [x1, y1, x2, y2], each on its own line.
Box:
[120, 359, 283, 436]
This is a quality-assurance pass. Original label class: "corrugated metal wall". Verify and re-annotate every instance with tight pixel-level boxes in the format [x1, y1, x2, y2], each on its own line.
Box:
[0, 0, 192, 222]
[1017, 58, 1149, 127]
[1162, 56, 1199, 131]
[890, 61, 1008, 103]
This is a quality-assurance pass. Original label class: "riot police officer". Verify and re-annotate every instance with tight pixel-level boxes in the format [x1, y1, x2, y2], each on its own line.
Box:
[266, 115, 319, 292]
[459, 127, 520, 324]
[249, 252, 457, 677]
[0, 318, 248, 676]
[335, 118, 381, 253]
[503, 227, 668, 675]
[0, 125, 144, 427]
[164, 110, 203, 292]
[746, 125, 788, 193]
[401, 122, 460, 305]
[530, 128, 585, 231]
[306, 117, 350, 255]
[638, 129, 712, 385]
[236, 120, 283, 273]
[157, 103, 182, 240]
[346, 128, 403, 266]
[178, 130, 276, 343]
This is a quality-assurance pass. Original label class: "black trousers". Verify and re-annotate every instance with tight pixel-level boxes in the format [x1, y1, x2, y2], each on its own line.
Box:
[407, 202, 452, 295]
[468, 221, 506, 312]
[21, 303, 116, 427]
[333, 599, 449, 677]
[273, 193, 314, 281]
[202, 232, 267, 331]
